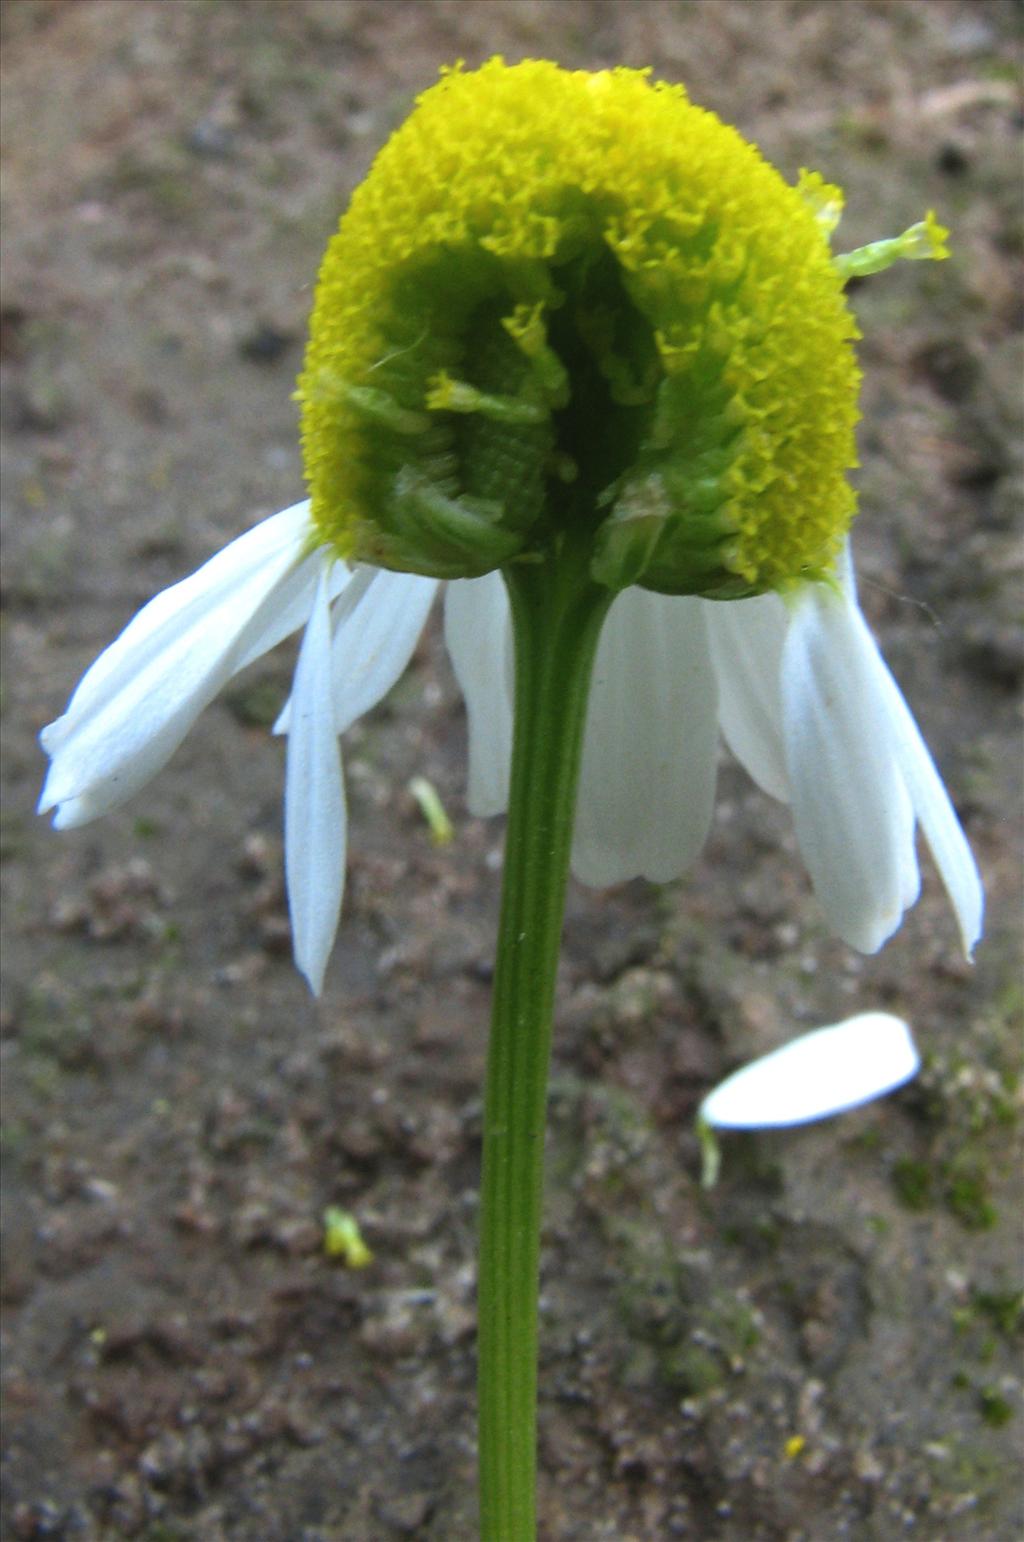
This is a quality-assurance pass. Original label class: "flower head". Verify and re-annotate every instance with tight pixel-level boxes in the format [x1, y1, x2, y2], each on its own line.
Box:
[299, 58, 861, 597]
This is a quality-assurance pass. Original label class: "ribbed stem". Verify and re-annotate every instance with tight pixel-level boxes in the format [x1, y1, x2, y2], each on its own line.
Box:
[477, 547, 613, 1541]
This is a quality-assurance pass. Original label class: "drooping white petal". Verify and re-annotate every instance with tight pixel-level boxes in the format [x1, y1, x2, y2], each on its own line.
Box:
[701, 1012, 919, 1128]
[39, 503, 316, 826]
[572, 589, 718, 886]
[284, 564, 346, 994]
[232, 551, 350, 676]
[782, 584, 919, 952]
[43, 502, 313, 749]
[274, 569, 438, 738]
[43, 784, 124, 832]
[443, 573, 514, 817]
[850, 606, 984, 956]
[330, 569, 439, 735]
[704, 591, 790, 802]
[828, 544, 921, 920]
[273, 568, 377, 734]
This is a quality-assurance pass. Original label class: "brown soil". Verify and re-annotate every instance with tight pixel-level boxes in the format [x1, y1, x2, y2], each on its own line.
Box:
[2, 3, 1021, 1539]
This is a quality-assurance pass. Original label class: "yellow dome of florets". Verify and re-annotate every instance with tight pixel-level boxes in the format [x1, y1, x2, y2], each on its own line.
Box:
[298, 57, 862, 595]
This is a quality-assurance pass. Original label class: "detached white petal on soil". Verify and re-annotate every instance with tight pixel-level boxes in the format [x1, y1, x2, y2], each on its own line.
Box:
[698, 1012, 920, 1186]
[701, 1012, 920, 1129]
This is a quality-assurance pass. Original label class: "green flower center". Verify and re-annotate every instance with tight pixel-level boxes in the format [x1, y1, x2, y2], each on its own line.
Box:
[299, 58, 862, 596]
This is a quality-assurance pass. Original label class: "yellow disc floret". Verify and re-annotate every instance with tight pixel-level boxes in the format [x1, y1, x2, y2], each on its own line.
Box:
[299, 57, 862, 595]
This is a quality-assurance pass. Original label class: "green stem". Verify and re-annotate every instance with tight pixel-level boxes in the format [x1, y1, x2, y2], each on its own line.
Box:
[477, 546, 613, 1541]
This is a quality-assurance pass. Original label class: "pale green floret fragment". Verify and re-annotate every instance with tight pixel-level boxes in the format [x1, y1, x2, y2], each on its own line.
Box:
[797, 168, 845, 236]
[323, 1206, 374, 1267]
[409, 775, 455, 845]
[697, 1114, 722, 1190]
[426, 371, 549, 426]
[835, 210, 950, 280]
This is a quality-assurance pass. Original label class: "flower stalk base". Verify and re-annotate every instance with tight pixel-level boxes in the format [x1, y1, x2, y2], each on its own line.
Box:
[477, 545, 613, 1540]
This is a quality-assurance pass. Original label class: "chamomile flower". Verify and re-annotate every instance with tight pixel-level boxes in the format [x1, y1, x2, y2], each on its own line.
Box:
[38, 58, 983, 995]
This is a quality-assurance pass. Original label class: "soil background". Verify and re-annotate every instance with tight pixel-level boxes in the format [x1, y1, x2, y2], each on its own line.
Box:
[1, 2, 1022, 1539]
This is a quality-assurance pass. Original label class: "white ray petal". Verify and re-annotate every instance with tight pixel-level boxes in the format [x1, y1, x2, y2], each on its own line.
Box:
[330, 569, 439, 735]
[444, 573, 514, 817]
[704, 591, 790, 801]
[851, 608, 983, 956]
[701, 1012, 919, 1128]
[782, 584, 918, 952]
[47, 784, 125, 832]
[44, 503, 312, 747]
[232, 550, 350, 676]
[39, 503, 314, 825]
[572, 589, 718, 886]
[274, 569, 438, 738]
[273, 568, 377, 734]
[284, 565, 347, 995]
[831, 542, 920, 921]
